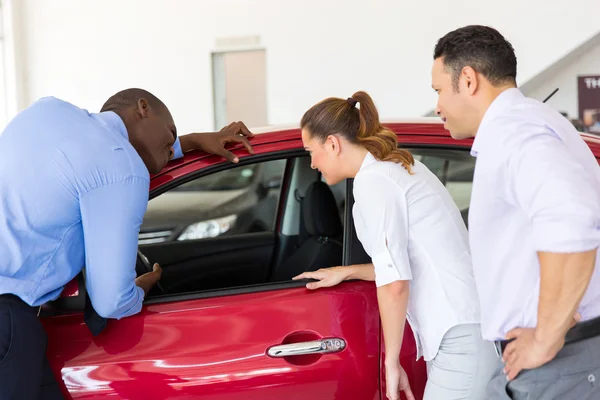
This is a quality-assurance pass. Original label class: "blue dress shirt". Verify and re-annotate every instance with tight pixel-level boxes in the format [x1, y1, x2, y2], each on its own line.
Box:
[0, 97, 183, 319]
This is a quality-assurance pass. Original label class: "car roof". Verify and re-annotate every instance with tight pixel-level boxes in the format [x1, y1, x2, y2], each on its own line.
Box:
[151, 119, 600, 189]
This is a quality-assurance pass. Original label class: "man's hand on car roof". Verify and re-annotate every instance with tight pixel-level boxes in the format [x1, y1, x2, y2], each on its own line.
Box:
[179, 121, 255, 163]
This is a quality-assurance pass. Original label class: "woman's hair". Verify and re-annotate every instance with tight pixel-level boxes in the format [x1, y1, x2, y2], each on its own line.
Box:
[300, 91, 414, 173]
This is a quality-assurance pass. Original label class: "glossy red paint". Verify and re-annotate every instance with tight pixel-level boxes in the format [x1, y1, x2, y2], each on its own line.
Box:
[43, 282, 381, 399]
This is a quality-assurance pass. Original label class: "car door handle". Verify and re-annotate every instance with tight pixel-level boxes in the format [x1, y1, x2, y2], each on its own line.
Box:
[267, 338, 346, 357]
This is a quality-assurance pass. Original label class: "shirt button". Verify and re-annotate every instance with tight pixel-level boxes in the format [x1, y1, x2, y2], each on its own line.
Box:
[588, 374, 596, 383]
[388, 264, 393, 268]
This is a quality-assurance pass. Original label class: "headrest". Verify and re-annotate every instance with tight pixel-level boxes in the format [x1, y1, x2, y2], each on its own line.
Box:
[302, 181, 343, 238]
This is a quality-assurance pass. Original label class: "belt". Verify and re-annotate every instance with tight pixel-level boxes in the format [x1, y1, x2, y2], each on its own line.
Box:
[493, 315, 600, 357]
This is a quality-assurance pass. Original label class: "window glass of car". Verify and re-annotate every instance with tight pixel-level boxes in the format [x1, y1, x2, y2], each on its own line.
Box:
[410, 148, 475, 225]
[139, 159, 287, 245]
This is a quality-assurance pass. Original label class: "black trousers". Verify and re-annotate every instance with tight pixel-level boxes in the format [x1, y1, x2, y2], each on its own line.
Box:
[0, 294, 64, 400]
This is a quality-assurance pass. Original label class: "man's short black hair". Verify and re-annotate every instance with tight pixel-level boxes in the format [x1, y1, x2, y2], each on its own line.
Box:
[434, 25, 517, 90]
[101, 88, 167, 114]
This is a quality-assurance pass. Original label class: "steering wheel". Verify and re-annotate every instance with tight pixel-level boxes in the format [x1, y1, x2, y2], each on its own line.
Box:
[136, 249, 166, 295]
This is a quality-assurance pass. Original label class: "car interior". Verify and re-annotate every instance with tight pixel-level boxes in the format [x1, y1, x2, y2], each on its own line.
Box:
[42, 146, 475, 314]
[138, 154, 346, 298]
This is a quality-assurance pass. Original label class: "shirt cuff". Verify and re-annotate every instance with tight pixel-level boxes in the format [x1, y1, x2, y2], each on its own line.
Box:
[172, 137, 184, 160]
[532, 221, 600, 253]
[113, 285, 145, 320]
[372, 248, 412, 287]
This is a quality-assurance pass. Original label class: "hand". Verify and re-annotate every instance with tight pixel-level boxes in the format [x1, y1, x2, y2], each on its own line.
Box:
[135, 263, 163, 295]
[181, 121, 255, 163]
[292, 267, 351, 290]
[502, 313, 580, 380]
[384, 360, 414, 400]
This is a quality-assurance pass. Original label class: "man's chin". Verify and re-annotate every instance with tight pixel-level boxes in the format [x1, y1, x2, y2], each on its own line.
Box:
[148, 163, 165, 175]
[448, 128, 471, 141]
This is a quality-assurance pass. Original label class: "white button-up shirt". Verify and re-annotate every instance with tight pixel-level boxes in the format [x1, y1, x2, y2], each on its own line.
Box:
[469, 88, 600, 341]
[352, 152, 480, 361]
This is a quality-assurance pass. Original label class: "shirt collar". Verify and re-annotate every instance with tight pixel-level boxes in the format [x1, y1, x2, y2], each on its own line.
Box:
[471, 87, 523, 157]
[92, 111, 129, 141]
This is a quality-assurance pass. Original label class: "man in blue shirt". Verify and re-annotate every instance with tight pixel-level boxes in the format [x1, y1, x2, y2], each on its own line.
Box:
[0, 88, 255, 399]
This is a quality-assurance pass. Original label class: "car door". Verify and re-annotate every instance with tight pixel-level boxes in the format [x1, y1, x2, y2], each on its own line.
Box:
[43, 282, 381, 399]
[41, 147, 382, 400]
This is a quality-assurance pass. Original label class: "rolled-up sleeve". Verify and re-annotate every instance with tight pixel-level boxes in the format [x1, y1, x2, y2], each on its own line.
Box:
[79, 176, 149, 319]
[354, 171, 411, 287]
[509, 129, 600, 253]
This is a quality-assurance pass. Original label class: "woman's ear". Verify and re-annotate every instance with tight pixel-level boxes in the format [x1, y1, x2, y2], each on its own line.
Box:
[326, 134, 342, 155]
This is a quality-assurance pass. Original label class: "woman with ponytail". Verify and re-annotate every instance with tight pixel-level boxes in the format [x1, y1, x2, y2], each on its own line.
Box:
[294, 91, 496, 400]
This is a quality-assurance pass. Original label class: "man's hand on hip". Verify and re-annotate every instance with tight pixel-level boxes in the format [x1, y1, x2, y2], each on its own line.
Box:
[502, 313, 580, 381]
[135, 263, 163, 296]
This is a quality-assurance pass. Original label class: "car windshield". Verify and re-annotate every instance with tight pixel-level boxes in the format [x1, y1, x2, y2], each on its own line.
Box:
[172, 165, 258, 191]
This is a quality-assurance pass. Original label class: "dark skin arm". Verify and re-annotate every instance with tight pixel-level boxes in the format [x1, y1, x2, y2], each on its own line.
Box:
[178, 121, 255, 163]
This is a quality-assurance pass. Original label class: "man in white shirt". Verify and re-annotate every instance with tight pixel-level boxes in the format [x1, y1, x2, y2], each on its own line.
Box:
[431, 24, 600, 398]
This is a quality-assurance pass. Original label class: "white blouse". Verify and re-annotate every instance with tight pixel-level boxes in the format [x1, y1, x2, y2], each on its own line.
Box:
[352, 152, 481, 361]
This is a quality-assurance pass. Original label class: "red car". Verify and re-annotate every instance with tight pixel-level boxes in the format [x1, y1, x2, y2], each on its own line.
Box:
[40, 121, 600, 400]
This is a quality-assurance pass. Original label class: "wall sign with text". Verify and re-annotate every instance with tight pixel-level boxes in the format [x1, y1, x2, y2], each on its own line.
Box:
[578, 75, 600, 133]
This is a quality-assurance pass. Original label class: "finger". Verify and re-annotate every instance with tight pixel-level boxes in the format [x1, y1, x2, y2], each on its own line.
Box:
[503, 349, 521, 381]
[403, 387, 416, 400]
[504, 350, 518, 372]
[152, 263, 163, 278]
[293, 272, 315, 280]
[211, 146, 239, 163]
[501, 342, 516, 362]
[222, 134, 255, 154]
[306, 281, 325, 290]
[233, 121, 255, 138]
[506, 362, 522, 381]
[505, 328, 522, 340]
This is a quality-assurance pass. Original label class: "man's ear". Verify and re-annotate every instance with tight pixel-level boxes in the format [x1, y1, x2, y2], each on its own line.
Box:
[461, 66, 479, 96]
[136, 98, 149, 118]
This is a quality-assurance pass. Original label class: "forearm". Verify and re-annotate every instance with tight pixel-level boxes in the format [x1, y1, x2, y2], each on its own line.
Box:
[346, 263, 375, 281]
[535, 250, 596, 344]
[179, 133, 203, 153]
[378, 280, 410, 366]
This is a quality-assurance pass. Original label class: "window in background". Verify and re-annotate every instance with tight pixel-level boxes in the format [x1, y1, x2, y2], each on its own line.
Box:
[212, 48, 267, 130]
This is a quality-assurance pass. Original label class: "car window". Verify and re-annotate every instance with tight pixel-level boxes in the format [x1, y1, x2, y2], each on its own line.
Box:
[172, 165, 259, 191]
[139, 159, 287, 244]
[410, 148, 475, 224]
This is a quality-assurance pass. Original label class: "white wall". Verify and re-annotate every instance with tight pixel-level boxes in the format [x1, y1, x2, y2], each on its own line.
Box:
[523, 36, 600, 120]
[13, 0, 600, 135]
